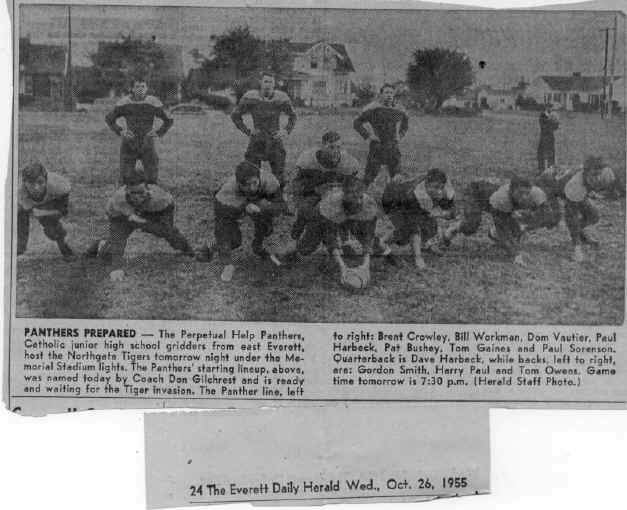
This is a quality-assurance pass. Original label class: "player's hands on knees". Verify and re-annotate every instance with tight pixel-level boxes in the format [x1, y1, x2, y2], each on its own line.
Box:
[245, 203, 261, 215]
[109, 269, 125, 281]
[121, 128, 135, 140]
[414, 255, 427, 271]
[128, 214, 147, 224]
[145, 129, 158, 139]
[368, 134, 381, 143]
[513, 254, 526, 267]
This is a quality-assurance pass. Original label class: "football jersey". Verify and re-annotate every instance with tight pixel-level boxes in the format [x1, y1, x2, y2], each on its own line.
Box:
[106, 184, 173, 219]
[105, 95, 173, 138]
[19, 172, 71, 212]
[294, 148, 361, 197]
[231, 89, 296, 136]
[353, 99, 409, 143]
[215, 169, 281, 212]
[489, 183, 547, 213]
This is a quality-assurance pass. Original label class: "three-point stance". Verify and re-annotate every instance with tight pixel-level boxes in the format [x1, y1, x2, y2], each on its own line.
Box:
[231, 72, 297, 187]
[353, 83, 409, 185]
[536, 156, 615, 262]
[381, 168, 456, 270]
[291, 130, 361, 241]
[197, 161, 287, 281]
[17, 162, 74, 260]
[105, 76, 173, 184]
[291, 176, 379, 287]
[443, 176, 557, 265]
[85, 171, 194, 281]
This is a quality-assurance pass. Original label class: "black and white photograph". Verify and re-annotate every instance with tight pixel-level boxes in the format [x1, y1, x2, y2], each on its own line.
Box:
[13, 3, 626, 323]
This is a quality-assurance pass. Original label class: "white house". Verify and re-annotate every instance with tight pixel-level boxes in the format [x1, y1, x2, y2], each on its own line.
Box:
[527, 73, 624, 111]
[286, 41, 355, 107]
[476, 85, 518, 110]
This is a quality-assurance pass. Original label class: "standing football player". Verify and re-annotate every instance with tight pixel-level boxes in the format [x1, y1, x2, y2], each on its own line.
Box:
[84, 170, 194, 281]
[196, 161, 287, 282]
[105, 75, 173, 185]
[17, 162, 74, 260]
[231, 71, 297, 187]
[381, 168, 456, 270]
[291, 130, 361, 241]
[537, 103, 559, 172]
[353, 83, 409, 186]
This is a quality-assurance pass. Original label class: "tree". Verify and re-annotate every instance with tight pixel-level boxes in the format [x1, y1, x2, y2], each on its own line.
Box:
[406, 48, 474, 112]
[183, 26, 293, 102]
[89, 35, 167, 96]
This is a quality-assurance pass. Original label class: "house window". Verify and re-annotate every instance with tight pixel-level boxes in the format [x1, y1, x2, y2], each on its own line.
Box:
[310, 59, 318, 69]
[313, 80, 326, 95]
[553, 93, 561, 103]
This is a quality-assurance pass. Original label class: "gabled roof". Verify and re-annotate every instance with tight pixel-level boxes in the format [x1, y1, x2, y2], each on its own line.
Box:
[288, 41, 355, 72]
[539, 75, 622, 92]
[19, 37, 66, 75]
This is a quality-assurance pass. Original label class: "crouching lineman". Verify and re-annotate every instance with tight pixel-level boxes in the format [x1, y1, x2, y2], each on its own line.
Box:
[17, 162, 74, 260]
[85, 171, 194, 281]
[291, 130, 361, 240]
[287, 176, 380, 285]
[381, 168, 456, 270]
[196, 161, 287, 282]
[442, 176, 557, 265]
[536, 156, 615, 262]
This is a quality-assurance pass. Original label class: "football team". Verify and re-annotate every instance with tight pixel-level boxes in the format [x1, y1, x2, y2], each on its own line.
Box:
[17, 72, 617, 288]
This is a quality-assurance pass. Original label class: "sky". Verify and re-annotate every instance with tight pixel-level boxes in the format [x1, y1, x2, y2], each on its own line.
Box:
[18, 3, 626, 88]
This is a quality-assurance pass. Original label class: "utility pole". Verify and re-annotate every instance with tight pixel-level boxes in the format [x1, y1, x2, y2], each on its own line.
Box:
[602, 27, 609, 118]
[63, 5, 73, 112]
[608, 14, 617, 120]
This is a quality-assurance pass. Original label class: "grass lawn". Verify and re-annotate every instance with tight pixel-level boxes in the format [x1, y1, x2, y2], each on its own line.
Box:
[14, 108, 625, 324]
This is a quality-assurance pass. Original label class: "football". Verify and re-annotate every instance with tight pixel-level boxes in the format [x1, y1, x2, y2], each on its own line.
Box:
[342, 267, 369, 291]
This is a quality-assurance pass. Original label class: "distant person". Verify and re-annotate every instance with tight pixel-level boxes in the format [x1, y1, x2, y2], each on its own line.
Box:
[536, 156, 615, 262]
[231, 71, 297, 187]
[105, 75, 173, 185]
[196, 161, 287, 282]
[17, 162, 74, 260]
[291, 130, 361, 241]
[537, 104, 559, 172]
[380, 168, 457, 271]
[84, 170, 194, 281]
[353, 83, 409, 186]
[442, 176, 557, 266]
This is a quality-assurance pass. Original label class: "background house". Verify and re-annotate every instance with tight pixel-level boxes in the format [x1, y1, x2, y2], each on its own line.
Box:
[19, 37, 66, 107]
[476, 85, 518, 110]
[286, 41, 354, 107]
[527, 73, 624, 111]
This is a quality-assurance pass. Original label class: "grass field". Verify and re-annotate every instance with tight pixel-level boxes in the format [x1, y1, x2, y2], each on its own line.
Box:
[15, 108, 626, 324]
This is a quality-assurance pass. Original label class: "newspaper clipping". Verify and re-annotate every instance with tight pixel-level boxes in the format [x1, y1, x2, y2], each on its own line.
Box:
[144, 405, 489, 507]
[5, 1, 627, 415]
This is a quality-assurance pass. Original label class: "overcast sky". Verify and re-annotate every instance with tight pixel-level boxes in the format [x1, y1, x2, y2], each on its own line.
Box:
[19, 4, 626, 88]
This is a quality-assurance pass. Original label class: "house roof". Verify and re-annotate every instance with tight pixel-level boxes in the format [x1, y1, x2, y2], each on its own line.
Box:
[539, 75, 622, 92]
[19, 38, 66, 75]
[477, 85, 517, 97]
[288, 41, 355, 72]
